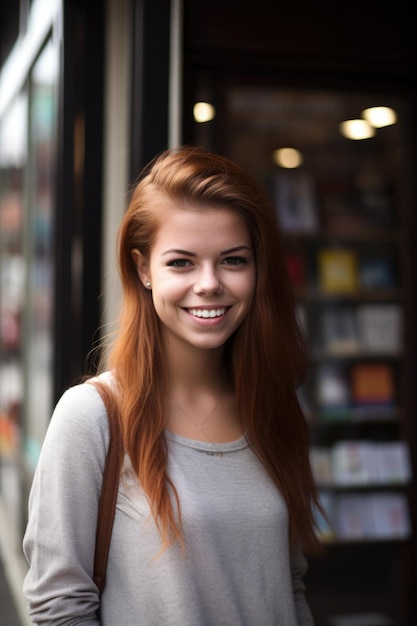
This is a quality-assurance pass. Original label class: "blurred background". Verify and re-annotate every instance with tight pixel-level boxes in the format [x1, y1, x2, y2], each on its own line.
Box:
[0, 1, 416, 624]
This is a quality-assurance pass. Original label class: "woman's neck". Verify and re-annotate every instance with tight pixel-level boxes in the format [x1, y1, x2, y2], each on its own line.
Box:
[163, 342, 240, 443]
[164, 338, 226, 392]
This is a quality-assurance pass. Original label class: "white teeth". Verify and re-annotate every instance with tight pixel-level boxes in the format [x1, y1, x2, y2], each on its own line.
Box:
[188, 308, 226, 318]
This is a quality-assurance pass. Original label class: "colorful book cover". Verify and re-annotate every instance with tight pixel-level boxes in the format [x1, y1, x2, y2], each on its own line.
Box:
[331, 441, 378, 485]
[318, 248, 358, 294]
[351, 363, 394, 406]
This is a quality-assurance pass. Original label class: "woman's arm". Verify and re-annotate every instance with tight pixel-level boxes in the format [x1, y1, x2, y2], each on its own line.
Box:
[291, 542, 315, 626]
[23, 382, 110, 625]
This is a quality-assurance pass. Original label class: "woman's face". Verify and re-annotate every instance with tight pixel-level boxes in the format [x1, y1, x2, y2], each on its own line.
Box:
[133, 202, 256, 354]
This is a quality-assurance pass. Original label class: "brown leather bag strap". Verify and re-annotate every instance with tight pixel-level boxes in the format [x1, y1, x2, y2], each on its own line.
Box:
[93, 389, 122, 594]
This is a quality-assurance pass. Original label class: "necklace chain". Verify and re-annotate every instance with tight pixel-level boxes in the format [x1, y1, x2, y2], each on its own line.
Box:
[171, 386, 225, 457]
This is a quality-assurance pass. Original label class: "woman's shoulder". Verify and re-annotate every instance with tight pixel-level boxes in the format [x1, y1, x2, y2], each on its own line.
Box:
[48, 372, 114, 444]
[58, 372, 111, 410]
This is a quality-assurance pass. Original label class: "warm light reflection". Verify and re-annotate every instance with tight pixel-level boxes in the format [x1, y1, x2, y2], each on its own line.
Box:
[193, 102, 216, 123]
[362, 106, 397, 128]
[340, 119, 375, 140]
[272, 147, 303, 168]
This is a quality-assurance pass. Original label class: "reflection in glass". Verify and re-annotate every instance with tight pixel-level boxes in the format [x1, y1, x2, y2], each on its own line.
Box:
[0, 37, 59, 479]
[0, 94, 27, 458]
[25, 39, 59, 465]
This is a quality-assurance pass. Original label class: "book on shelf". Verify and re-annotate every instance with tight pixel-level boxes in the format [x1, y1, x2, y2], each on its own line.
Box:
[375, 441, 412, 485]
[334, 493, 374, 539]
[315, 364, 350, 417]
[350, 362, 395, 407]
[317, 248, 358, 294]
[370, 492, 411, 539]
[356, 304, 402, 354]
[331, 441, 379, 486]
[358, 256, 397, 290]
[274, 171, 318, 234]
[312, 441, 412, 487]
[333, 492, 411, 540]
[320, 306, 359, 355]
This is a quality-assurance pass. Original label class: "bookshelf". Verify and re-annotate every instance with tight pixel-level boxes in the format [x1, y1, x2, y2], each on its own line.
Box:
[219, 87, 414, 624]
[293, 226, 409, 542]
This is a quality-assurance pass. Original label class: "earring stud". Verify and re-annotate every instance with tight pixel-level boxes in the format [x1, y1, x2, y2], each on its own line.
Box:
[145, 281, 152, 288]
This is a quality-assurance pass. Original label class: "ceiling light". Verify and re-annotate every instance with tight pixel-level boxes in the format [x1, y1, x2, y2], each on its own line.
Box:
[272, 147, 303, 168]
[340, 119, 375, 140]
[362, 106, 397, 128]
[193, 102, 216, 123]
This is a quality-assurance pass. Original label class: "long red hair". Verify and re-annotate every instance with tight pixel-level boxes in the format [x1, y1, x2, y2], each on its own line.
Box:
[95, 146, 321, 553]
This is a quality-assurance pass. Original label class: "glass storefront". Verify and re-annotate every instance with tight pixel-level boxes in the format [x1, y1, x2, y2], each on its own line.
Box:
[0, 92, 27, 528]
[0, 37, 59, 534]
[24, 39, 59, 466]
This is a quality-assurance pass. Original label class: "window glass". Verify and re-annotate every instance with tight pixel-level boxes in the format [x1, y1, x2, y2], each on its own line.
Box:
[0, 93, 27, 458]
[0, 92, 28, 526]
[24, 39, 59, 466]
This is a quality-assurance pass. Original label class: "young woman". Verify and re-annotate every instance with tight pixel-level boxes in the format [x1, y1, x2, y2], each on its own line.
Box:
[23, 146, 321, 625]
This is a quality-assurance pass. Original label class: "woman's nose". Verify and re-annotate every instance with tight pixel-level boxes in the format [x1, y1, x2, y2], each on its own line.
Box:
[193, 266, 223, 295]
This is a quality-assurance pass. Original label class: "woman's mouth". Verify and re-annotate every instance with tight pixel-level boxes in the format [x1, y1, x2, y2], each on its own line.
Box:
[187, 307, 227, 319]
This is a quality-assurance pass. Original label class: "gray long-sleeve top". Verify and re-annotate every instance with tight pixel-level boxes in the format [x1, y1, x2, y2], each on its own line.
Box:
[23, 379, 314, 625]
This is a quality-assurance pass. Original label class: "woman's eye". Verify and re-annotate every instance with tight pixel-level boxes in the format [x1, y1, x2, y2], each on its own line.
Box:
[168, 259, 192, 268]
[223, 256, 247, 265]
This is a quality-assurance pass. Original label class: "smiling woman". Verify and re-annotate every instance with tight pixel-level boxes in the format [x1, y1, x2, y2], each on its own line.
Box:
[132, 204, 256, 356]
[23, 146, 321, 626]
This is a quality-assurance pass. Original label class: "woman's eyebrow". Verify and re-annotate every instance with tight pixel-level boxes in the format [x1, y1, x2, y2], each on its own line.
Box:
[162, 248, 196, 257]
[221, 245, 252, 254]
[162, 245, 252, 257]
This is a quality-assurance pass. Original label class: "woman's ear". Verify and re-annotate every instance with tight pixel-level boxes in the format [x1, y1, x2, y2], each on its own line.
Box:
[131, 249, 151, 289]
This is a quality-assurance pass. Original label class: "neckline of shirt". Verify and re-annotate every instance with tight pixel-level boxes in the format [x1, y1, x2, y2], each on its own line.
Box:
[164, 429, 249, 454]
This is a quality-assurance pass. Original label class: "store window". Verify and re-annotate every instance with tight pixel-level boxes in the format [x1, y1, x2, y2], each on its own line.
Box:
[0, 92, 27, 459]
[24, 39, 59, 466]
[0, 91, 28, 528]
[0, 37, 59, 530]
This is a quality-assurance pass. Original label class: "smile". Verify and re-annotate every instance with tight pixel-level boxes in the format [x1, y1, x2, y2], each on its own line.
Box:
[187, 307, 227, 319]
